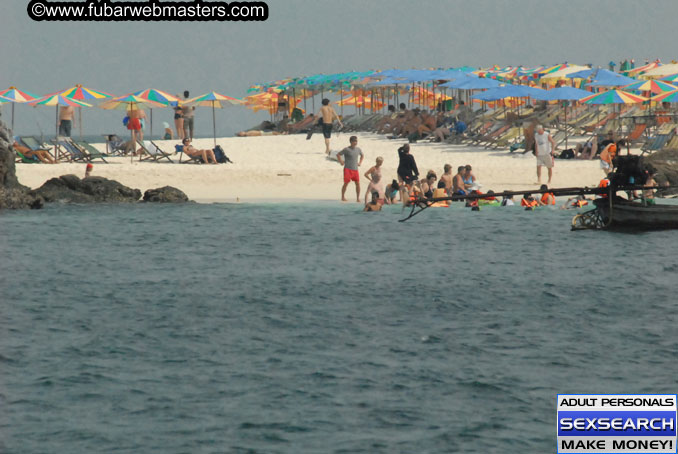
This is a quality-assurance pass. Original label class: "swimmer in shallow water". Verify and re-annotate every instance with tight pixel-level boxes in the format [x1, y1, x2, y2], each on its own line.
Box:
[363, 191, 382, 212]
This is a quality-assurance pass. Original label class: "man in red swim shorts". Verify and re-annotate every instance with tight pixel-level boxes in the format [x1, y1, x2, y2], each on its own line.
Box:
[336, 136, 364, 202]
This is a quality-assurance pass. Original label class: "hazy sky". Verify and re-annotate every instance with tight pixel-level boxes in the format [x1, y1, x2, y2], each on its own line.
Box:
[2, 0, 678, 137]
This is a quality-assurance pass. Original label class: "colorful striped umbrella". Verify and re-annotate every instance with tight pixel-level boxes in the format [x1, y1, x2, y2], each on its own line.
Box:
[57, 85, 113, 139]
[30, 94, 92, 152]
[650, 90, 678, 103]
[659, 74, 678, 83]
[580, 89, 647, 104]
[622, 79, 677, 94]
[187, 91, 243, 146]
[59, 84, 113, 101]
[133, 88, 180, 105]
[0, 86, 39, 130]
[132, 89, 181, 139]
[100, 94, 164, 161]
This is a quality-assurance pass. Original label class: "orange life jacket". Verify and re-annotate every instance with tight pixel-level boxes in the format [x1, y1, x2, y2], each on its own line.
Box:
[521, 198, 539, 207]
[598, 178, 610, 198]
[540, 193, 555, 205]
[575, 200, 589, 208]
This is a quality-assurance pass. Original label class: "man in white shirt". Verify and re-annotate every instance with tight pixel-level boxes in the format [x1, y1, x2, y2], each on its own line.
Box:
[534, 124, 556, 185]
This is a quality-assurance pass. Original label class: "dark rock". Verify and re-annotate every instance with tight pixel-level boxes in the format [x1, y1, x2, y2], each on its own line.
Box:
[0, 120, 43, 209]
[143, 186, 189, 203]
[32, 175, 142, 203]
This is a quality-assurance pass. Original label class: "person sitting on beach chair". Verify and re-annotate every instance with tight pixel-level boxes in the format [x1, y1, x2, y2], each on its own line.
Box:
[181, 138, 218, 164]
[13, 141, 56, 164]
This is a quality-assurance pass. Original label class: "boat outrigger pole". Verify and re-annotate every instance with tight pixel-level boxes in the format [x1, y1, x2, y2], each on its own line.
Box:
[399, 185, 670, 222]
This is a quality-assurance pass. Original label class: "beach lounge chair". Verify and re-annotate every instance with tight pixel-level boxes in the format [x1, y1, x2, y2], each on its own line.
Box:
[15, 137, 51, 163]
[74, 140, 108, 163]
[51, 138, 89, 162]
[13, 138, 40, 163]
[176, 144, 203, 163]
[138, 140, 174, 163]
[488, 126, 521, 149]
[625, 123, 647, 144]
[641, 134, 671, 155]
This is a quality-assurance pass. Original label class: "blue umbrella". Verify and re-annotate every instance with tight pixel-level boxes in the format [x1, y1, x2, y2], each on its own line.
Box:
[566, 68, 596, 79]
[539, 86, 591, 101]
[586, 69, 636, 87]
[441, 77, 500, 90]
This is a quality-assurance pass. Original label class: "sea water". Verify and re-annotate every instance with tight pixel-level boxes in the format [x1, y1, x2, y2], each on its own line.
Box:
[1, 202, 677, 453]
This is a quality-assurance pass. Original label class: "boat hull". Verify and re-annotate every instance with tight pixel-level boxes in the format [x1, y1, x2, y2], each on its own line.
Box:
[595, 198, 678, 230]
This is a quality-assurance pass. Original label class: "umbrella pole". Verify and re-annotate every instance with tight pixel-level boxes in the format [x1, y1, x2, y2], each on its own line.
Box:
[79, 106, 83, 140]
[12, 103, 15, 132]
[55, 105, 59, 160]
[212, 103, 217, 148]
[340, 86, 343, 117]
[150, 108, 153, 141]
[564, 104, 568, 150]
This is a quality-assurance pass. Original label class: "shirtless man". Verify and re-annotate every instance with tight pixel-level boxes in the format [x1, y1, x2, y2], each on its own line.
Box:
[452, 166, 467, 196]
[440, 164, 454, 194]
[58, 105, 75, 137]
[318, 98, 343, 155]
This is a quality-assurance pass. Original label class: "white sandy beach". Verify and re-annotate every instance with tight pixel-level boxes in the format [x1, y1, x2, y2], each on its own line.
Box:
[16, 133, 616, 203]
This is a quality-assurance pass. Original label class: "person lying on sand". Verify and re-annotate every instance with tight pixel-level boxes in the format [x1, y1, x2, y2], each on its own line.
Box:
[182, 138, 218, 164]
[236, 130, 282, 137]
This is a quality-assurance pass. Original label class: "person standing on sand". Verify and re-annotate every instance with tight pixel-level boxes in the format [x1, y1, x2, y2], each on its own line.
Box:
[336, 136, 364, 202]
[58, 105, 75, 137]
[173, 104, 184, 140]
[534, 125, 556, 185]
[182, 90, 195, 140]
[318, 98, 343, 155]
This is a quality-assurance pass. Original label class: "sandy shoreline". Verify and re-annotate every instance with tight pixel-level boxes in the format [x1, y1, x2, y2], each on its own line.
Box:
[15, 133, 615, 203]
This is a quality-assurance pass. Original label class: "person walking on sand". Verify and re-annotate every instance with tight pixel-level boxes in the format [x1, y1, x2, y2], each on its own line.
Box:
[318, 98, 343, 155]
[58, 105, 75, 137]
[336, 136, 364, 202]
[534, 125, 556, 185]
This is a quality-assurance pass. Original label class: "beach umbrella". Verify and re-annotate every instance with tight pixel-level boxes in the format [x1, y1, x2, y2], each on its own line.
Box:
[441, 77, 501, 90]
[580, 90, 647, 104]
[29, 94, 92, 159]
[539, 65, 591, 82]
[0, 86, 39, 131]
[659, 74, 678, 83]
[100, 94, 165, 161]
[56, 84, 113, 139]
[186, 91, 243, 147]
[622, 79, 677, 94]
[650, 90, 678, 103]
[133, 88, 181, 139]
[586, 70, 636, 87]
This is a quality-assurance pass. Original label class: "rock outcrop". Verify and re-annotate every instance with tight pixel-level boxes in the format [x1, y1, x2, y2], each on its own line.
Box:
[143, 186, 189, 203]
[32, 175, 142, 203]
[0, 120, 44, 209]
